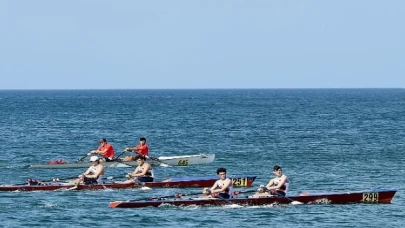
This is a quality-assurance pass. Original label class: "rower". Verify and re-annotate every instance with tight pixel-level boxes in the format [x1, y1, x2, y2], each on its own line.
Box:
[123, 137, 149, 161]
[88, 138, 116, 162]
[27, 179, 46, 186]
[201, 168, 233, 199]
[70, 156, 105, 185]
[252, 165, 289, 198]
[122, 155, 154, 183]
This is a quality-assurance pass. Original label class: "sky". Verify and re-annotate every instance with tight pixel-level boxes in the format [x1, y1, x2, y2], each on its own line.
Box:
[0, 0, 404, 89]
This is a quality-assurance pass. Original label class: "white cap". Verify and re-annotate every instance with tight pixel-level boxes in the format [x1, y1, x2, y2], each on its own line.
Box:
[90, 156, 99, 162]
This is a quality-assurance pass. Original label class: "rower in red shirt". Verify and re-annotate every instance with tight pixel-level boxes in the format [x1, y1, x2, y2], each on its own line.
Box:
[123, 137, 149, 161]
[88, 138, 115, 162]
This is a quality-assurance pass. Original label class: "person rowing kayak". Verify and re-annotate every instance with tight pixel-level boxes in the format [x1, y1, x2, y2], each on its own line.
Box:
[70, 156, 105, 185]
[201, 167, 233, 199]
[122, 155, 154, 183]
[251, 165, 289, 198]
[88, 138, 115, 162]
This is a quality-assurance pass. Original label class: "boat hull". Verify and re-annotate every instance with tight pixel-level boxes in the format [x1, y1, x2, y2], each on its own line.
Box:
[0, 175, 256, 192]
[109, 189, 397, 208]
[29, 154, 215, 169]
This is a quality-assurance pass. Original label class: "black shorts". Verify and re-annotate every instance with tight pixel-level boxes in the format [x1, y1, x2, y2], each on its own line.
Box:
[137, 177, 154, 183]
[269, 190, 285, 196]
[83, 177, 98, 185]
[104, 157, 114, 162]
[217, 193, 231, 199]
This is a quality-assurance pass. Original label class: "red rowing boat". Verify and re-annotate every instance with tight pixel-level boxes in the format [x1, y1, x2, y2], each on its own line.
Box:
[0, 175, 256, 192]
[109, 188, 397, 208]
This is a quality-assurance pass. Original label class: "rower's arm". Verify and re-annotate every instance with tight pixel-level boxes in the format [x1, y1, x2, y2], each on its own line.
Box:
[129, 167, 140, 177]
[267, 176, 287, 190]
[125, 145, 140, 152]
[136, 164, 151, 176]
[265, 179, 275, 189]
[98, 147, 108, 155]
[210, 181, 219, 192]
[87, 166, 104, 178]
[212, 179, 231, 193]
[83, 167, 92, 175]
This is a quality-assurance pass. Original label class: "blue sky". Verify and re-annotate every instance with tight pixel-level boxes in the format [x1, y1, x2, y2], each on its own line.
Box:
[0, 1, 404, 89]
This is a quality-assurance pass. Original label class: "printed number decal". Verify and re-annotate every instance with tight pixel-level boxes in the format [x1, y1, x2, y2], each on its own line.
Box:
[232, 178, 248, 187]
[177, 159, 189, 166]
[362, 192, 378, 202]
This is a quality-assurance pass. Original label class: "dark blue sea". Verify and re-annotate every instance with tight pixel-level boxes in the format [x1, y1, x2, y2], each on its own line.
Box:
[0, 89, 403, 227]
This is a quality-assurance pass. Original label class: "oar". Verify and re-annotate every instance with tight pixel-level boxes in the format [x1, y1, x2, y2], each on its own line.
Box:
[134, 178, 152, 191]
[112, 150, 129, 160]
[14, 175, 79, 186]
[76, 154, 90, 163]
[232, 189, 258, 196]
[216, 194, 243, 208]
[129, 191, 203, 202]
[146, 156, 171, 167]
[275, 192, 303, 205]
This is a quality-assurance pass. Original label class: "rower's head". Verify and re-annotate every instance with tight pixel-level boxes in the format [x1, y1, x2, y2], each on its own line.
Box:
[99, 138, 107, 145]
[90, 156, 100, 164]
[216, 168, 227, 179]
[135, 155, 146, 165]
[139, 137, 146, 145]
[273, 165, 283, 177]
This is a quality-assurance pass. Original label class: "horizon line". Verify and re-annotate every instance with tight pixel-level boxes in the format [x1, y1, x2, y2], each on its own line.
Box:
[0, 87, 404, 91]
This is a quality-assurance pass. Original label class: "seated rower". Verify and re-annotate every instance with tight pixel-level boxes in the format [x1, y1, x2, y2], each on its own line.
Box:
[27, 179, 46, 186]
[200, 168, 233, 199]
[123, 137, 149, 162]
[122, 155, 154, 183]
[88, 138, 115, 162]
[252, 165, 289, 198]
[70, 156, 105, 185]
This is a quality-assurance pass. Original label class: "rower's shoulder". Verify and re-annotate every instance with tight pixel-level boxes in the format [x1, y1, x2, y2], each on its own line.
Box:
[282, 174, 289, 181]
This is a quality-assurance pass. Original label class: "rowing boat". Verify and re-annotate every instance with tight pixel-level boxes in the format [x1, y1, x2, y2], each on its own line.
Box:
[29, 153, 215, 169]
[109, 188, 397, 208]
[0, 175, 256, 192]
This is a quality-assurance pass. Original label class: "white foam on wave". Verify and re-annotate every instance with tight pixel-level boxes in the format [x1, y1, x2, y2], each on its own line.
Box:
[41, 203, 58, 208]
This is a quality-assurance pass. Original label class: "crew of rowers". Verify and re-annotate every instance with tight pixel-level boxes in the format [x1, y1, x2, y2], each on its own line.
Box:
[87, 137, 149, 162]
[28, 137, 290, 199]
[68, 158, 288, 200]
[199, 165, 289, 199]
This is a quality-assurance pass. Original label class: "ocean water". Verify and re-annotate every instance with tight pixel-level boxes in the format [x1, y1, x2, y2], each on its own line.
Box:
[0, 89, 404, 227]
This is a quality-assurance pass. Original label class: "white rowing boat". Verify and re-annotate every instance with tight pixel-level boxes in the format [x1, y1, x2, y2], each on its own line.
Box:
[29, 154, 215, 169]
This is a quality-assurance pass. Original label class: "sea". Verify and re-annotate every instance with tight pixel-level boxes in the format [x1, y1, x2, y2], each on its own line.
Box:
[0, 89, 403, 228]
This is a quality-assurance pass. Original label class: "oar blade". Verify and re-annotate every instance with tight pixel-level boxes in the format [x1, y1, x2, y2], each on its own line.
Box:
[140, 186, 152, 191]
[224, 204, 243, 208]
[290, 201, 303, 205]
